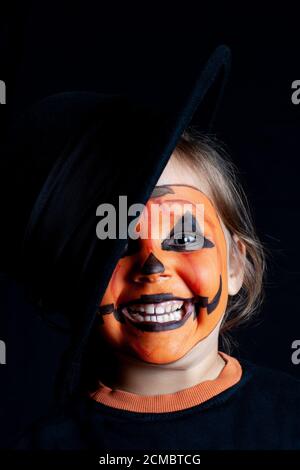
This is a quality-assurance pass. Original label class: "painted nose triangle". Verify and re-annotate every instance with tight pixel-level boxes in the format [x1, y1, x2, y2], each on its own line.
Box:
[141, 253, 165, 275]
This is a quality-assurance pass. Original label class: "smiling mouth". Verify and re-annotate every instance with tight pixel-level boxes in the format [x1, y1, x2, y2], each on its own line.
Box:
[120, 299, 196, 332]
[98, 277, 222, 330]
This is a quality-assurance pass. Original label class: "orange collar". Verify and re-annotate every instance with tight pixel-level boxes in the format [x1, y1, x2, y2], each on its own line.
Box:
[89, 352, 242, 413]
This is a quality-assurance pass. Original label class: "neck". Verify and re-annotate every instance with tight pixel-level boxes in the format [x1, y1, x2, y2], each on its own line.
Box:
[98, 323, 225, 396]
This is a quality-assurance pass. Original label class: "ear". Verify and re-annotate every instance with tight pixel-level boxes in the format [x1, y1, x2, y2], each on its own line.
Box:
[227, 233, 246, 296]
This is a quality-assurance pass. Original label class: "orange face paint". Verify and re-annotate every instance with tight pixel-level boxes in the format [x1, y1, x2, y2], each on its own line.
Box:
[98, 185, 228, 364]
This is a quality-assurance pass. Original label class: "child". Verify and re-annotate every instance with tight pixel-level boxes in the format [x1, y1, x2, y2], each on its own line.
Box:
[18, 128, 300, 451]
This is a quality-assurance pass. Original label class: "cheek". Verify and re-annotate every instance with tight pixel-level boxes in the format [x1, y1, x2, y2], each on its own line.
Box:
[177, 251, 223, 297]
[100, 259, 131, 305]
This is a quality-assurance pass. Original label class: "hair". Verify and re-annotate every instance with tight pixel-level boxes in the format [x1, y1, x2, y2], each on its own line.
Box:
[174, 127, 266, 352]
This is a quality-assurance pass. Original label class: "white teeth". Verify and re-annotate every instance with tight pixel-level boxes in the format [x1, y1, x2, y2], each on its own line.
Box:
[122, 306, 185, 324]
[145, 304, 155, 314]
[171, 302, 183, 312]
[155, 306, 165, 314]
[128, 300, 184, 315]
[174, 310, 182, 321]
[122, 300, 190, 325]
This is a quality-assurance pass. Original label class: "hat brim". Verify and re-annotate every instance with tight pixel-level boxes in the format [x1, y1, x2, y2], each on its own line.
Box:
[1, 45, 231, 334]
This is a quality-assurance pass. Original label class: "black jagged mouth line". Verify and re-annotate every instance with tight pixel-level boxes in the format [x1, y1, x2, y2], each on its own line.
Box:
[99, 275, 222, 322]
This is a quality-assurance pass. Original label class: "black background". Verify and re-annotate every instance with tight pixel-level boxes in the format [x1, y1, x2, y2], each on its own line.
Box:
[0, 1, 300, 447]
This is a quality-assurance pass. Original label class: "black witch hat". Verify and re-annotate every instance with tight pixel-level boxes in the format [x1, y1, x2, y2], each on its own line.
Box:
[0, 44, 231, 394]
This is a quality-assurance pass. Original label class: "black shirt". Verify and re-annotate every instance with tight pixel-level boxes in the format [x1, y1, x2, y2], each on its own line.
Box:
[15, 359, 300, 450]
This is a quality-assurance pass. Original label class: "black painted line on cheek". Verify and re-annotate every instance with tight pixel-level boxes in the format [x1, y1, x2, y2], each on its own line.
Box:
[98, 304, 115, 315]
[195, 275, 222, 317]
[207, 276, 222, 314]
[97, 303, 126, 325]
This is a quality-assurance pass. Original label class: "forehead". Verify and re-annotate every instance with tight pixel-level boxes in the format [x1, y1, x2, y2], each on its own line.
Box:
[148, 184, 219, 223]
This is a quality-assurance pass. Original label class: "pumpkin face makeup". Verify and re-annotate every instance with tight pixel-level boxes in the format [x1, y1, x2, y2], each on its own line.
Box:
[97, 185, 229, 364]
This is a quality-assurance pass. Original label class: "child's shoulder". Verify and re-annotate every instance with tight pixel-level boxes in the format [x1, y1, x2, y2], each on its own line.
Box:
[241, 357, 300, 385]
[239, 357, 300, 407]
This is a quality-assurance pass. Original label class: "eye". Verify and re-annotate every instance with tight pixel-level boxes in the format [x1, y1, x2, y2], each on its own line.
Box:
[174, 233, 197, 245]
[161, 232, 214, 252]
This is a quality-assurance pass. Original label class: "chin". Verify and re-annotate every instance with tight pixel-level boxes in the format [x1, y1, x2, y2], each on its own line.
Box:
[128, 343, 190, 365]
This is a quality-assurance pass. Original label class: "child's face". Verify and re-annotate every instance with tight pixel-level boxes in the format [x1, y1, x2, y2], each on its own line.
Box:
[97, 156, 243, 364]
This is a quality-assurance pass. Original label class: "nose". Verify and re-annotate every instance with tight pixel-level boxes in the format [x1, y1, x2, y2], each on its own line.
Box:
[132, 252, 171, 284]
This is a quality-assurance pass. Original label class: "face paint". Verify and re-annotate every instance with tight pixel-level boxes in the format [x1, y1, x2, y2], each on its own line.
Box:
[98, 185, 228, 364]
